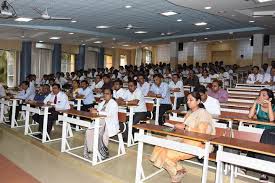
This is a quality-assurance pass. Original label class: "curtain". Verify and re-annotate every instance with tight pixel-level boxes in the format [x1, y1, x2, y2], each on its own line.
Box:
[32, 48, 52, 79]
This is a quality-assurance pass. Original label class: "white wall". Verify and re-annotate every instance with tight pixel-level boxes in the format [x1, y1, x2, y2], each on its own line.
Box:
[156, 44, 170, 63]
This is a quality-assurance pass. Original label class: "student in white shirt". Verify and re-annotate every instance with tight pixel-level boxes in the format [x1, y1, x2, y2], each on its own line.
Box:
[246, 66, 263, 84]
[91, 75, 104, 92]
[8, 81, 36, 124]
[84, 88, 120, 160]
[137, 74, 150, 96]
[148, 74, 172, 125]
[199, 70, 211, 86]
[194, 85, 221, 116]
[262, 72, 271, 84]
[32, 84, 70, 139]
[76, 80, 95, 111]
[117, 80, 148, 140]
[112, 80, 126, 100]
[169, 74, 184, 109]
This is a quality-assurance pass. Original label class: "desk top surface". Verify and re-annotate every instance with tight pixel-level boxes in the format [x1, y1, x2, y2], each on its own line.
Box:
[212, 136, 275, 157]
[133, 123, 217, 142]
[59, 109, 106, 119]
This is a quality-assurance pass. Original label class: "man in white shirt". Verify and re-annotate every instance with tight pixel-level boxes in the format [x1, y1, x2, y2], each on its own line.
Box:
[137, 74, 150, 96]
[246, 66, 263, 84]
[91, 75, 104, 92]
[117, 80, 147, 140]
[8, 81, 36, 123]
[32, 84, 70, 139]
[169, 74, 184, 109]
[113, 80, 126, 100]
[77, 80, 95, 111]
[194, 85, 221, 116]
[148, 74, 172, 125]
[199, 70, 211, 86]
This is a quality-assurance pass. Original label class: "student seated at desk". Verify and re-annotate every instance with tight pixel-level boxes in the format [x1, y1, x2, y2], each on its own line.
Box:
[84, 88, 120, 160]
[26, 84, 51, 105]
[91, 75, 104, 93]
[112, 79, 126, 100]
[76, 80, 95, 111]
[137, 74, 150, 97]
[8, 81, 36, 123]
[194, 85, 221, 116]
[116, 80, 147, 140]
[32, 84, 70, 139]
[248, 88, 275, 129]
[246, 66, 263, 84]
[169, 74, 184, 109]
[207, 80, 228, 103]
[148, 73, 172, 125]
[70, 80, 80, 98]
[150, 91, 215, 183]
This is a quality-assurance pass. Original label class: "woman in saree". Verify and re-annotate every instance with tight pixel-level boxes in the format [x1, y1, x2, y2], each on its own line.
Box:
[150, 91, 216, 183]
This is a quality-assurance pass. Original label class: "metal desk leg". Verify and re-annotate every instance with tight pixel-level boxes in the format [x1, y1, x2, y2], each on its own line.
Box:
[11, 100, 17, 128]
[155, 99, 160, 125]
[202, 142, 210, 183]
[135, 129, 144, 183]
[127, 107, 134, 147]
[42, 107, 49, 143]
[61, 113, 68, 152]
[24, 105, 30, 135]
[92, 118, 100, 165]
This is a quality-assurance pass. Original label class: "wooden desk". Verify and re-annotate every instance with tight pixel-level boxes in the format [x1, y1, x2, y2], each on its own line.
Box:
[220, 102, 251, 109]
[119, 104, 139, 147]
[58, 109, 110, 166]
[145, 96, 162, 125]
[133, 123, 215, 183]
[213, 136, 275, 183]
[22, 103, 64, 143]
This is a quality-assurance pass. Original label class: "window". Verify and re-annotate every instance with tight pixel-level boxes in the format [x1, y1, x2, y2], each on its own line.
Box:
[145, 50, 152, 64]
[120, 55, 127, 67]
[104, 55, 112, 69]
[61, 53, 75, 73]
[0, 50, 16, 87]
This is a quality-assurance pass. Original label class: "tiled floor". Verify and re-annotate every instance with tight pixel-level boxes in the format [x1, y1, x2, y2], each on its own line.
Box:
[0, 122, 268, 183]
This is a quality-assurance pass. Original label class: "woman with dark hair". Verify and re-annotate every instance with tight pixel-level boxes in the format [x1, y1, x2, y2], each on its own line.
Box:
[84, 88, 120, 160]
[150, 91, 215, 183]
[248, 88, 275, 129]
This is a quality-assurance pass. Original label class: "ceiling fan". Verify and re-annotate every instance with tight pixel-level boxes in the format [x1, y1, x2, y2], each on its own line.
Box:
[32, 7, 72, 20]
[253, 10, 275, 17]
[116, 24, 144, 30]
[0, 0, 16, 18]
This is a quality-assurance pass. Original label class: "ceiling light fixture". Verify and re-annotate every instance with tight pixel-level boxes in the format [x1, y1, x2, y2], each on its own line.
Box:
[161, 33, 165, 36]
[50, 37, 61, 40]
[160, 11, 178, 16]
[96, 25, 111, 29]
[257, 0, 273, 3]
[125, 5, 132, 8]
[93, 41, 103, 44]
[134, 31, 147, 34]
[177, 19, 182, 22]
[194, 22, 207, 26]
[38, 40, 44, 43]
[206, 27, 210, 30]
[122, 44, 129, 47]
[204, 38, 208, 40]
[249, 20, 255, 23]
[15, 17, 32, 22]
[204, 6, 212, 10]
[229, 32, 234, 34]
[68, 32, 74, 35]
[71, 20, 77, 23]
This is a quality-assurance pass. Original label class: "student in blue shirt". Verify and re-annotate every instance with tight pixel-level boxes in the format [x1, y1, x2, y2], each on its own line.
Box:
[148, 74, 172, 125]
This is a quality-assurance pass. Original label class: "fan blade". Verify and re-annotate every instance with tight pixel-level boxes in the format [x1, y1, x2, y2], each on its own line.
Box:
[32, 7, 44, 15]
[50, 16, 72, 20]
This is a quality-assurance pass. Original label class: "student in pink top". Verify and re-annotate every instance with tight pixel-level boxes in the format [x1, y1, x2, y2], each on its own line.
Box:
[207, 80, 229, 103]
